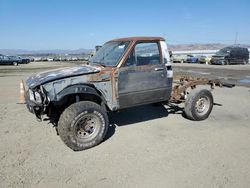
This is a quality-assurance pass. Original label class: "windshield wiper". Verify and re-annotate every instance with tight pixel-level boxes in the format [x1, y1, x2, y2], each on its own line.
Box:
[91, 62, 106, 67]
[99, 63, 106, 67]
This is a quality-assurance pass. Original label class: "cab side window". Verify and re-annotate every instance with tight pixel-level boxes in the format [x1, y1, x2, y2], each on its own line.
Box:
[125, 42, 161, 66]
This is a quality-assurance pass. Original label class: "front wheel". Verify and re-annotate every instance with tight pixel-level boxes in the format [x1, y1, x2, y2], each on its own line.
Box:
[184, 89, 213, 121]
[13, 62, 18, 66]
[58, 101, 109, 151]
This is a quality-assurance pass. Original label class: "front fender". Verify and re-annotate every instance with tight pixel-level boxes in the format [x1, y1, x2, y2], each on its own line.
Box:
[56, 84, 101, 102]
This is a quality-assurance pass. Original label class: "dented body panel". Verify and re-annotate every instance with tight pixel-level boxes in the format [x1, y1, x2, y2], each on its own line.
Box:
[40, 68, 117, 110]
[26, 65, 101, 89]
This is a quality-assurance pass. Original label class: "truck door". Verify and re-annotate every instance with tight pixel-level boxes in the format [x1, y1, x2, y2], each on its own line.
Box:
[117, 41, 170, 108]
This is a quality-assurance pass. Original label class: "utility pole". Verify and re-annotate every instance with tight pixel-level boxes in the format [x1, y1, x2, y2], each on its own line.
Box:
[234, 32, 238, 44]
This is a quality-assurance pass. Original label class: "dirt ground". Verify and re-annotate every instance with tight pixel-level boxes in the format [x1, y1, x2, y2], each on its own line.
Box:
[0, 62, 250, 188]
[173, 63, 250, 87]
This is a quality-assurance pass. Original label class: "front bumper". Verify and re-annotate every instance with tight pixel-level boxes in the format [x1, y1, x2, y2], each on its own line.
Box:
[211, 59, 224, 65]
[25, 91, 44, 119]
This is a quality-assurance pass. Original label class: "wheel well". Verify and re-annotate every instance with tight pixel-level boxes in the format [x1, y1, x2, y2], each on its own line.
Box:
[46, 93, 105, 119]
[68, 93, 102, 104]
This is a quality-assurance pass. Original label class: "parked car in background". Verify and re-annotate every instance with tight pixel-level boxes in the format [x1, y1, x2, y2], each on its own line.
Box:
[53, 57, 62, 61]
[29, 57, 35, 62]
[11, 56, 31, 64]
[211, 46, 249, 65]
[8, 56, 22, 64]
[20, 57, 31, 64]
[199, 55, 212, 64]
[6, 56, 30, 64]
[0, 54, 19, 66]
[70, 57, 78, 61]
[83, 56, 90, 61]
[172, 54, 193, 63]
[186, 55, 199, 63]
[33, 57, 42, 61]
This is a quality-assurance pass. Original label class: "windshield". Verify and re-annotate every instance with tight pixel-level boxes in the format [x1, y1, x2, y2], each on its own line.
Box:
[89, 41, 130, 66]
[216, 47, 231, 55]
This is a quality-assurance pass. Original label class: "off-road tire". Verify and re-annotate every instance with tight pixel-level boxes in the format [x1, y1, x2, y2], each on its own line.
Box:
[58, 101, 109, 151]
[184, 89, 213, 121]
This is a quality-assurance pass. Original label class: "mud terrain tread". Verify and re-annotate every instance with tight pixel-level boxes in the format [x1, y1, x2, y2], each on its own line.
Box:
[58, 101, 109, 151]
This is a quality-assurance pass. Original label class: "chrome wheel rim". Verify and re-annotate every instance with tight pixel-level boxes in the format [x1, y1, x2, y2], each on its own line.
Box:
[195, 96, 210, 116]
[74, 114, 100, 139]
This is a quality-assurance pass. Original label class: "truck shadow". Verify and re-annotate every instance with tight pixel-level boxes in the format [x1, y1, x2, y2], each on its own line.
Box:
[104, 104, 184, 141]
[104, 102, 222, 141]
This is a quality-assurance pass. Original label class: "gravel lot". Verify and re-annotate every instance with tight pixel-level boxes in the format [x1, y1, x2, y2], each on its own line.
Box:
[173, 63, 250, 87]
[0, 62, 250, 188]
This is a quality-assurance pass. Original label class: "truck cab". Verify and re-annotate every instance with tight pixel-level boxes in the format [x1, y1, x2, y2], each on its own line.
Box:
[93, 37, 173, 109]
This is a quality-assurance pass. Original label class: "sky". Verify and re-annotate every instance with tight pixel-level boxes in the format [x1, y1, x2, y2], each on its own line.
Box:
[0, 0, 250, 50]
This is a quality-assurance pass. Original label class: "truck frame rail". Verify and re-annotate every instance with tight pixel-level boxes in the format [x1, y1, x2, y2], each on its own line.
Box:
[170, 75, 235, 102]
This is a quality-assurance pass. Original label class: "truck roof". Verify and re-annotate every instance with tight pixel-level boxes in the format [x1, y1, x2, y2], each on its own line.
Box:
[109, 36, 165, 42]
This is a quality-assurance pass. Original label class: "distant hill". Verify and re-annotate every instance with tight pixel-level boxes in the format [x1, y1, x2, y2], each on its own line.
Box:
[1, 43, 250, 55]
[168, 43, 250, 51]
[0, 48, 93, 56]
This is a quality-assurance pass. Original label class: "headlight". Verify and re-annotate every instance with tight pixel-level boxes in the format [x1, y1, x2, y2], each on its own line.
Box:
[29, 89, 42, 103]
[34, 91, 42, 103]
[29, 89, 35, 101]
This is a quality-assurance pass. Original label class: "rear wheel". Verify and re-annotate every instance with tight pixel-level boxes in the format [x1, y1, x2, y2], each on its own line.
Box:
[58, 101, 109, 151]
[222, 60, 228, 65]
[184, 89, 213, 121]
[13, 62, 18, 66]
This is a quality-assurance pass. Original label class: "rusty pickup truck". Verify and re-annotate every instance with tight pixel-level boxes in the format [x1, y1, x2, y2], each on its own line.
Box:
[24, 37, 232, 151]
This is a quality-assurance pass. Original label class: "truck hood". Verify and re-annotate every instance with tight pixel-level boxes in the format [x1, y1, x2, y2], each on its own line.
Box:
[26, 65, 100, 89]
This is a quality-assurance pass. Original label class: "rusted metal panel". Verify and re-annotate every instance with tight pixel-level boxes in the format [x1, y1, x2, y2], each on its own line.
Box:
[109, 37, 165, 43]
[88, 67, 113, 82]
[170, 75, 234, 102]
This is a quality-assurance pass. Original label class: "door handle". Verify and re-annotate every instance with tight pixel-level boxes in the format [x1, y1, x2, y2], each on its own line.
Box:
[154, 67, 164, 71]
